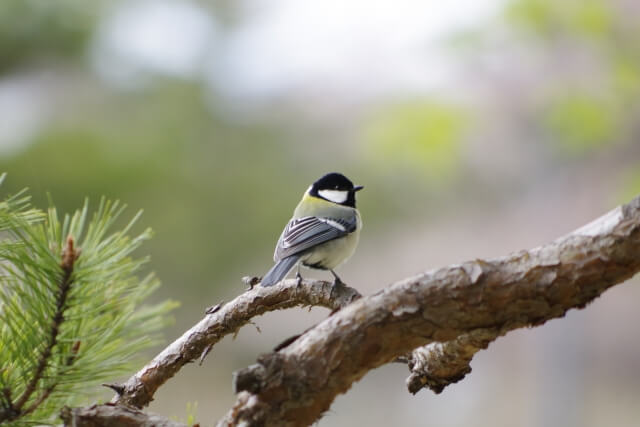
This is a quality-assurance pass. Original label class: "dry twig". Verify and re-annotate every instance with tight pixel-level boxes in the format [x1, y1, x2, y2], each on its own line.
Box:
[111, 279, 361, 408]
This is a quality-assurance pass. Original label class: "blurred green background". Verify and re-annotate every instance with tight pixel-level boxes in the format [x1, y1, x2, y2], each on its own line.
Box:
[1, 0, 639, 426]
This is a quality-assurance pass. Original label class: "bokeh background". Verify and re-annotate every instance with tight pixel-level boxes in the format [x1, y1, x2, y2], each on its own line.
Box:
[1, 0, 640, 425]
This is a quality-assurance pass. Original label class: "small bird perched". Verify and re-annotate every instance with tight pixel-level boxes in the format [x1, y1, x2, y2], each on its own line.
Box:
[261, 172, 363, 287]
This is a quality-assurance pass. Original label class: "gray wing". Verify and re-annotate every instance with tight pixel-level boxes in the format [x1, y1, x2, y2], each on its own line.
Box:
[274, 215, 358, 261]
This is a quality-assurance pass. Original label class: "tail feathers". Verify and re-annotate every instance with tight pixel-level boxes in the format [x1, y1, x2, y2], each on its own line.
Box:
[261, 255, 300, 287]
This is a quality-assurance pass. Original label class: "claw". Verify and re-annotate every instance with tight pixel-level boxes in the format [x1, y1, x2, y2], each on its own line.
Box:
[295, 271, 303, 287]
[330, 270, 345, 287]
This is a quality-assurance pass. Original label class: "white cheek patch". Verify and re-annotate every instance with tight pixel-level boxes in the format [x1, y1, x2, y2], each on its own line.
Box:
[318, 189, 348, 204]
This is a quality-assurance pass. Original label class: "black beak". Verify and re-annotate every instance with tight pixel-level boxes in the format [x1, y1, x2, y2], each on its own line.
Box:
[353, 185, 364, 192]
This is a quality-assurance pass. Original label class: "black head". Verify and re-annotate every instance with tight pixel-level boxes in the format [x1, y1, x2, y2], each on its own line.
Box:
[308, 172, 364, 207]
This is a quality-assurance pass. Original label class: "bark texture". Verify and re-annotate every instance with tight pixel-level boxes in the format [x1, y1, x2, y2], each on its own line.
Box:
[403, 328, 498, 394]
[60, 404, 186, 427]
[112, 279, 361, 408]
[217, 195, 640, 426]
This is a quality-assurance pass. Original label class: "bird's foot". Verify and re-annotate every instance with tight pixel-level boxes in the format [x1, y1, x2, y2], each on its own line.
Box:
[242, 276, 260, 291]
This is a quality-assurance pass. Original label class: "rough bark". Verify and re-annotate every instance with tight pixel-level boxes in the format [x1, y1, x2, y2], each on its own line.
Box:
[403, 328, 498, 394]
[217, 195, 640, 426]
[60, 404, 186, 427]
[111, 279, 361, 408]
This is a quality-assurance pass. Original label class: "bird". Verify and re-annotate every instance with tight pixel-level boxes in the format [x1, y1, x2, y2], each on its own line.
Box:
[260, 172, 363, 287]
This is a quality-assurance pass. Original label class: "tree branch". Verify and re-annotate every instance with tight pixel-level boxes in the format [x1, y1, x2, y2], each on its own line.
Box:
[218, 195, 640, 426]
[1, 236, 78, 423]
[111, 278, 362, 408]
[60, 404, 187, 427]
[403, 328, 498, 394]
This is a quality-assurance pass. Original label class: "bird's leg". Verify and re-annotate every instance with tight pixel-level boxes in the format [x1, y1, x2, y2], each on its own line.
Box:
[330, 269, 344, 287]
[295, 264, 303, 286]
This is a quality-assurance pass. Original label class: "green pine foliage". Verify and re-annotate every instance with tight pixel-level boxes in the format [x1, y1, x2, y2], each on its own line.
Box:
[0, 175, 177, 426]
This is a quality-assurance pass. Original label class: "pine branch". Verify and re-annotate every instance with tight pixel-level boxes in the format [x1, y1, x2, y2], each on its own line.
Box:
[6, 237, 78, 421]
[0, 186, 176, 426]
